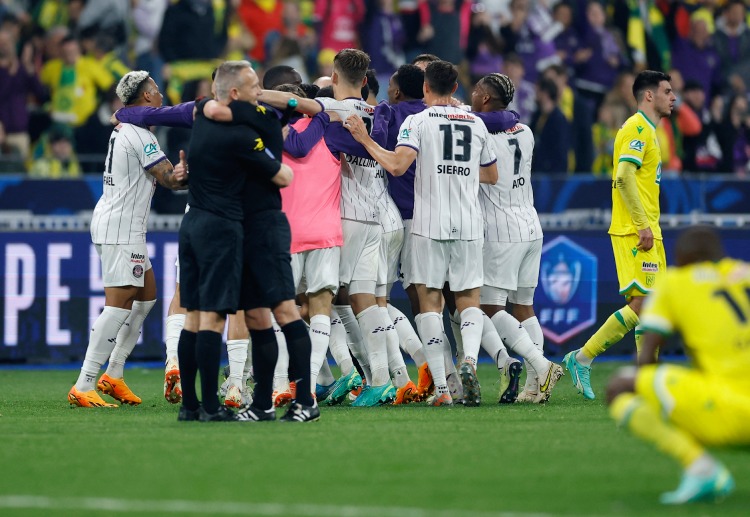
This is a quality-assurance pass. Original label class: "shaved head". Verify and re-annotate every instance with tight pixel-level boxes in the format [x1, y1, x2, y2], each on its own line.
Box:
[675, 226, 725, 267]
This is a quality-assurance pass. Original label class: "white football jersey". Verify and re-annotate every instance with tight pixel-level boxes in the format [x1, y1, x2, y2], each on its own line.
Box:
[480, 123, 543, 243]
[90, 123, 165, 245]
[317, 97, 380, 222]
[397, 105, 496, 241]
[371, 166, 404, 233]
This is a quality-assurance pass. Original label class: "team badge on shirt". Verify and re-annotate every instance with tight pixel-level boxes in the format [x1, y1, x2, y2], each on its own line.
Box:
[629, 139, 644, 152]
[133, 265, 144, 278]
[144, 143, 159, 156]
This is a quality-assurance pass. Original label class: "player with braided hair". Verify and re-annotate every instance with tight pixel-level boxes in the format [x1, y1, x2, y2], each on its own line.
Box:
[471, 73, 564, 404]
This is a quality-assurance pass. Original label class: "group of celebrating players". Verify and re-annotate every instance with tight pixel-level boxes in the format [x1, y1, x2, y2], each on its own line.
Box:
[63, 44, 750, 504]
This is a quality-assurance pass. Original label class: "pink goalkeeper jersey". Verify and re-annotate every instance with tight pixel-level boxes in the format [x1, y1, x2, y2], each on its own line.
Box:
[282, 117, 343, 254]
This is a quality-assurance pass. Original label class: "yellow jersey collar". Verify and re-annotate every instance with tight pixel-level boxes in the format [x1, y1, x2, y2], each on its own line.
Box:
[637, 110, 657, 131]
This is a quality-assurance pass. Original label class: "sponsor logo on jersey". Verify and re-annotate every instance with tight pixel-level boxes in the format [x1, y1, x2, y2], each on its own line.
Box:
[637, 126, 644, 134]
[144, 143, 159, 156]
[256, 105, 266, 114]
[537, 236, 598, 344]
[428, 112, 475, 121]
[131, 253, 146, 264]
[655, 162, 662, 185]
[132, 265, 144, 278]
[629, 139, 644, 152]
[641, 261, 658, 272]
[399, 128, 411, 140]
[253, 138, 265, 151]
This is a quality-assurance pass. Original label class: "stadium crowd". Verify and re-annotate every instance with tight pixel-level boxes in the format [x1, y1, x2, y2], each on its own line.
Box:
[1, 0, 749, 177]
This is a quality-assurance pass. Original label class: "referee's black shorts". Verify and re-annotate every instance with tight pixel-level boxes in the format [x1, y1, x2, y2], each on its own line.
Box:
[239, 210, 295, 310]
[179, 207, 243, 314]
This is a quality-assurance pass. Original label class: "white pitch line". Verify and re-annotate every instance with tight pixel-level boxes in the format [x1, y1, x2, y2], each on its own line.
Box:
[0, 495, 559, 517]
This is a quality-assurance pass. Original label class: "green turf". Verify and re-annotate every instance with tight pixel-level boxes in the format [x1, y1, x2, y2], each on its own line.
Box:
[0, 363, 748, 516]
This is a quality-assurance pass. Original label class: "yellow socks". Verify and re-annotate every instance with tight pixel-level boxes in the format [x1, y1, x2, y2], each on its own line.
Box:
[610, 393, 704, 468]
[578, 305, 639, 363]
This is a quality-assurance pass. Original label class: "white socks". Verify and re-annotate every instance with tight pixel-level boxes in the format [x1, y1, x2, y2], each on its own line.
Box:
[479, 313, 511, 370]
[459, 307, 484, 368]
[272, 319, 290, 392]
[356, 305, 390, 386]
[243, 336, 253, 386]
[388, 303, 427, 366]
[492, 310, 549, 376]
[309, 314, 331, 389]
[165, 313, 185, 362]
[76, 306, 131, 391]
[329, 307, 354, 376]
[381, 307, 409, 388]
[415, 312, 447, 392]
[521, 316, 544, 391]
[105, 299, 156, 379]
[227, 339, 249, 388]
[336, 304, 372, 384]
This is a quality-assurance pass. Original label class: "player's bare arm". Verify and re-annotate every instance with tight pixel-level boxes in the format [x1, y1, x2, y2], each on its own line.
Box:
[344, 114, 416, 176]
[260, 90, 322, 116]
[148, 156, 188, 190]
[637, 331, 663, 366]
[271, 163, 294, 188]
[615, 160, 653, 251]
[479, 162, 498, 185]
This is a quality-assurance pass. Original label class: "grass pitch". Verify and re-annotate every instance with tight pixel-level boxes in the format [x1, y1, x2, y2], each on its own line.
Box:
[0, 362, 748, 517]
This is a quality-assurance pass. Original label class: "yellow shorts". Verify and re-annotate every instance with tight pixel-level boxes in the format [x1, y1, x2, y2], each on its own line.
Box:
[610, 234, 666, 298]
[636, 364, 750, 446]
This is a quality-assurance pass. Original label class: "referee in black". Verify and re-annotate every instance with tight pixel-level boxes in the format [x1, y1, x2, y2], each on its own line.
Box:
[177, 61, 292, 422]
[224, 69, 320, 423]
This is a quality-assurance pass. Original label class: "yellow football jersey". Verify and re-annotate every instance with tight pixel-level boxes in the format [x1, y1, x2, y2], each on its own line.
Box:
[640, 259, 750, 382]
[609, 111, 662, 240]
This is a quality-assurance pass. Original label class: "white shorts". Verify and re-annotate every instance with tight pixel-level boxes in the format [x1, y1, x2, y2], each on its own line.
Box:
[376, 228, 404, 297]
[96, 243, 152, 288]
[481, 239, 541, 306]
[339, 219, 381, 295]
[292, 247, 340, 295]
[410, 235, 483, 291]
[399, 219, 415, 289]
[482, 239, 542, 290]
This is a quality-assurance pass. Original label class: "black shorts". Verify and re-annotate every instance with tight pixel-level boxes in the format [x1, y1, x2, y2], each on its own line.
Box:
[179, 207, 243, 314]
[239, 210, 295, 310]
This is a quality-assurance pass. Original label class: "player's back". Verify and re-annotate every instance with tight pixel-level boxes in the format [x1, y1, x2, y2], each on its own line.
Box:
[318, 97, 380, 222]
[90, 123, 160, 245]
[642, 258, 750, 383]
[480, 122, 541, 242]
[610, 111, 663, 239]
[399, 105, 494, 241]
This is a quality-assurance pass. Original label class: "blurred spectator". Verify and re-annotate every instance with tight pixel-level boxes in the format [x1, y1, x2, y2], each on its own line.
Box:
[542, 63, 594, 173]
[573, 1, 626, 113]
[604, 70, 636, 116]
[714, 0, 750, 96]
[28, 124, 81, 179]
[669, 9, 721, 99]
[314, 0, 365, 53]
[42, 25, 69, 63]
[530, 76, 570, 174]
[0, 27, 47, 161]
[552, 1, 580, 69]
[718, 94, 750, 175]
[503, 53, 535, 124]
[267, 37, 309, 83]
[421, 0, 470, 67]
[159, 0, 229, 105]
[361, 0, 405, 92]
[31, 0, 80, 31]
[236, 0, 283, 64]
[655, 69, 702, 174]
[317, 47, 336, 78]
[364, 68, 379, 105]
[82, 31, 130, 83]
[0, 121, 25, 173]
[77, 0, 130, 45]
[500, 0, 560, 83]
[74, 85, 125, 172]
[399, 0, 433, 62]
[591, 101, 627, 176]
[40, 35, 113, 128]
[466, 3, 504, 85]
[682, 80, 724, 174]
[281, 0, 318, 74]
[132, 0, 168, 90]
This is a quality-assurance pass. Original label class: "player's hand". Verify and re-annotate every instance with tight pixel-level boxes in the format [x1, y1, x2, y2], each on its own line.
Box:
[174, 149, 188, 184]
[344, 115, 367, 142]
[272, 162, 294, 188]
[110, 110, 121, 125]
[636, 227, 654, 252]
[282, 125, 290, 141]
